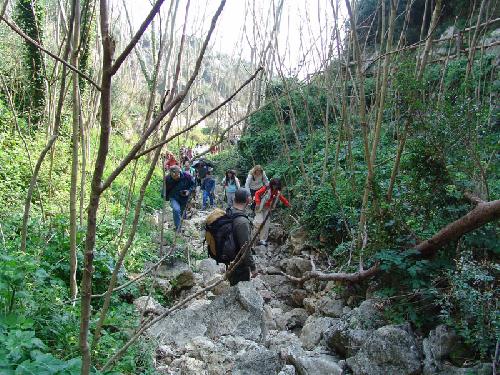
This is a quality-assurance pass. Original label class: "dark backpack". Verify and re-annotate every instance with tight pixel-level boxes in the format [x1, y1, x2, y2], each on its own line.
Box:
[198, 165, 208, 179]
[205, 208, 248, 265]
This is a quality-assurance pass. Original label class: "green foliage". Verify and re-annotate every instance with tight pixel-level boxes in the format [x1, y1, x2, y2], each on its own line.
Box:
[14, 0, 46, 122]
[237, 49, 498, 361]
[0, 315, 83, 374]
[435, 251, 499, 359]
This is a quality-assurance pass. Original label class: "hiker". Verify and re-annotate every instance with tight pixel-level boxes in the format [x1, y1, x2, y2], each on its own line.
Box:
[205, 189, 256, 285]
[244, 165, 269, 211]
[253, 178, 290, 246]
[201, 169, 216, 210]
[222, 169, 240, 208]
[195, 160, 209, 187]
[228, 189, 257, 285]
[162, 165, 195, 232]
[163, 151, 178, 171]
[183, 160, 196, 176]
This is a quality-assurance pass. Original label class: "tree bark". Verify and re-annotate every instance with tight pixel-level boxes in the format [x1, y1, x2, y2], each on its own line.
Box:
[416, 197, 500, 256]
[69, 0, 81, 302]
[79, 0, 113, 372]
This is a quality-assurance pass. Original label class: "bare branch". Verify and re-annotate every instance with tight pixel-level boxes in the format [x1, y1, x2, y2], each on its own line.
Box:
[0, 15, 101, 90]
[135, 66, 263, 159]
[111, 0, 166, 75]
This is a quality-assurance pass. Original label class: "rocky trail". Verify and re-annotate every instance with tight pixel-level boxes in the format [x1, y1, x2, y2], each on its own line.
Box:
[133, 204, 493, 375]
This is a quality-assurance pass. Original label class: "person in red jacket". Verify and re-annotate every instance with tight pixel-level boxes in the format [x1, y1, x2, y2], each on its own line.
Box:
[163, 151, 178, 171]
[253, 178, 290, 246]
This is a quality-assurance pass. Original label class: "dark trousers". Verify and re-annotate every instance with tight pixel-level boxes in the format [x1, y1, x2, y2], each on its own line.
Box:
[228, 266, 250, 286]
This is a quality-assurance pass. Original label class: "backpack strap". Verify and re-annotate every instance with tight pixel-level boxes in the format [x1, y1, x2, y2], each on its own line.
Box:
[226, 209, 249, 252]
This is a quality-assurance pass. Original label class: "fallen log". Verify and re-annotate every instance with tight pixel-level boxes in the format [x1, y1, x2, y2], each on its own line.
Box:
[271, 194, 499, 282]
[416, 195, 500, 256]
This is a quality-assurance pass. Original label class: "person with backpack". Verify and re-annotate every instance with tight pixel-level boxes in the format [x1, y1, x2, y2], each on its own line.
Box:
[162, 165, 195, 232]
[244, 165, 269, 211]
[205, 188, 256, 285]
[222, 169, 240, 208]
[253, 178, 290, 246]
[195, 160, 209, 187]
[201, 169, 216, 210]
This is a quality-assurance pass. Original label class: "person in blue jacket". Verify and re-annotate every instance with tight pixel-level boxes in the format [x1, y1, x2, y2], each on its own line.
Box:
[201, 169, 216, 210]
[163, 165, 195, 231]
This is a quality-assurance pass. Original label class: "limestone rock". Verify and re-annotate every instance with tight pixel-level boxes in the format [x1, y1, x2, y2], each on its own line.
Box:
[278, 308, 309, 330]
[300, 315, 337, 350]
[326, 324, 370, 357]
[268, 223, 287, 244]
[346, 325, 422, 375]
[278, 365, 297, 375]
[133, 296, 163, 315]
[423, 324, 459, 374]
[172, 269, 196, 291]
[280, 257, 312, 278]
[290, 227, 308, 254]
[267, 330, 304, 357]
[303, 297, 318, 314]
[260, 274, 296, 304]
[152, 282, 265, 346]
[291, 353, 343, 375]
[233, 346, 283, 375]
[197, 258, 221, 284]
[316, 293, 344, 318]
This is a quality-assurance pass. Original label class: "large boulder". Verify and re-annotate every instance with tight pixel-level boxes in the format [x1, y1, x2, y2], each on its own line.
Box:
[300, 315, 337, 350]
[422, 325, 482, 374]
[423, 325, 459, 374]
[152, 282, 265, 346]
[290, 353, 343, 375]
[346, 325, 422, 375]
[325, 299, 386, 356]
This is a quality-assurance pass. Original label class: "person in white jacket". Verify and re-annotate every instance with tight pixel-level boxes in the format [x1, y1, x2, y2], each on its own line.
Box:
[244, 165, 269, 211]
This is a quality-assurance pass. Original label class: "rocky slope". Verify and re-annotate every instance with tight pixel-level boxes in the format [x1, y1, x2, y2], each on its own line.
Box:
[137, 206, 493, 375]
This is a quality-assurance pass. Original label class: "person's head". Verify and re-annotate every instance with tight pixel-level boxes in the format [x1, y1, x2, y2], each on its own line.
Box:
[233, 188, 250, 209]
[269, 178, 282, 191]
[226, 169, 235, 179]
[251, 165, 263, 177]
[184, 161, 190, 168]
[169, 165, 181, 180]
[207, 169, 212, 176]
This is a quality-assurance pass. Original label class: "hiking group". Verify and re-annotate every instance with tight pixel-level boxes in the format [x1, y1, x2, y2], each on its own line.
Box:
[161, 152, 290, 285]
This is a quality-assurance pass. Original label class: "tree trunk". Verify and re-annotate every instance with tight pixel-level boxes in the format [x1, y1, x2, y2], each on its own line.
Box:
[416, 197, 500, 256]
[69, 0, 81, 302]
[79, 0, 113, 371]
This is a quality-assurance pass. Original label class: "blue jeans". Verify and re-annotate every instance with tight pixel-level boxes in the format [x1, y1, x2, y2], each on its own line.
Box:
[202, 190, 214, 209]
[170, 198, 185, 231]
